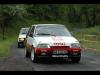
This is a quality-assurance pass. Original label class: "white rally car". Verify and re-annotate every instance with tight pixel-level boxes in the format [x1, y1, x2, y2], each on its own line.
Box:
[18, 28, 29, 48]
[25, 24, 81, 63]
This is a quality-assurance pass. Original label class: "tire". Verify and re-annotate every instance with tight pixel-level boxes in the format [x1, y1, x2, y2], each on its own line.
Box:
[70, 56, 81, 63]
[31, 47, 37, 63]
[69, 53, 81, 63]
[25, 47, 30, 58]
[18, 43, 20, 48]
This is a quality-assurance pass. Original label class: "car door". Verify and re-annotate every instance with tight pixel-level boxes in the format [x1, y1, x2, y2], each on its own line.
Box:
[26, 26, 35, 49]
[25, 27, 31, 46]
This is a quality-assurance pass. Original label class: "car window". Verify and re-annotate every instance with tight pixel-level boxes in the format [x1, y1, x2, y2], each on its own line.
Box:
[28, 26, 35, 37]
[26, 28, 31, 36]
[35, 25, 72, 36]
[31, 26, 35, 33]
[20, 28, 29, 34]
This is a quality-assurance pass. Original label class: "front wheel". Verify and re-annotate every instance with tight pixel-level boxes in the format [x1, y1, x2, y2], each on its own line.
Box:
[69, 53, 81, 63]
[18, 43, 20, 48]
[25, 47, 30, 58]
[31, 48, 37, 63]
[70, 56, 81, 63]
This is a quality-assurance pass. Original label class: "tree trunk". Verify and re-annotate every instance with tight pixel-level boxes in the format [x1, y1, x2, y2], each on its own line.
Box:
[92, 8, 96, 27]
[2, 24, 5, 40]
[84, 10, 91, 27]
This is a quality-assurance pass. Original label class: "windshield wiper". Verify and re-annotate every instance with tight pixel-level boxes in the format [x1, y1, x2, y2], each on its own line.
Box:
[36, 33, 56, 36]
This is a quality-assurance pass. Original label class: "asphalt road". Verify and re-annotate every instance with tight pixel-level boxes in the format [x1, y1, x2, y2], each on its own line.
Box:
[0, 43, 100, 71]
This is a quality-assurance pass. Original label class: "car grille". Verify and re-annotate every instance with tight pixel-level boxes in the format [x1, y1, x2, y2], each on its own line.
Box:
[50, 46, 69, 50]
[50, 46, 69, 54]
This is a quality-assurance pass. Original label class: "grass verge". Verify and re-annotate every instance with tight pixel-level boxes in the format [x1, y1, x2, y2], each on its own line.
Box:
[74, 26, 100, 52]
[0, 36, 17, 58]
[80, 40, 100, 51]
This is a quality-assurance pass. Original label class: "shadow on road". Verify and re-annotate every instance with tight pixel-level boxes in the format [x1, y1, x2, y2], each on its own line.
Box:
[35, 58, 81, 65]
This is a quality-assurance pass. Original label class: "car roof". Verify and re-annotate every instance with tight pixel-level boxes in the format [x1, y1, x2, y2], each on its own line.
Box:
[21, 27, 30, 29]
[32, 24, 65, 27]
[20, 27, 30, 32]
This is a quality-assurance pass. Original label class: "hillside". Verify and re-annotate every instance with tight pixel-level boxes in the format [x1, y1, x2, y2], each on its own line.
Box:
[74, 26, 100, 52]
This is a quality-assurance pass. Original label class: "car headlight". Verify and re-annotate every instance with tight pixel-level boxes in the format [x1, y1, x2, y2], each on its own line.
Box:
[37, 43, 50, 48]
[19, 38, 24, 41]
[71, 43, 80, 48]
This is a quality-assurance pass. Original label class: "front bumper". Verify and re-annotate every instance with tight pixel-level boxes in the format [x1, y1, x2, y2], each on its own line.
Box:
[35, 48, 81, 58]
[18, 41, 25, 46]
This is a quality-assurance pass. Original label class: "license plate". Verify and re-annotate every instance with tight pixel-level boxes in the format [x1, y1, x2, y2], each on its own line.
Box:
[52, 55, 68, 57]
[52, 50, 68, 54]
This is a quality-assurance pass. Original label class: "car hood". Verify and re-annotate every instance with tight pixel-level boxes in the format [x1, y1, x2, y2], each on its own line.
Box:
[34, 36, 79, 46]
[19, 34, 26, 38]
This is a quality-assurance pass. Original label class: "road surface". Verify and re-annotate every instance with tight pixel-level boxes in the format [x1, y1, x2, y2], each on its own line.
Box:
[0, 43, 100, 71]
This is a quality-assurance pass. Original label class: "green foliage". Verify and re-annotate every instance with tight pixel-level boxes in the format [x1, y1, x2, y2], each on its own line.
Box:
[0, 4, 100, 40]
[74, 26, 100, 52]
[0, 36, 17, 57]
[0, 4, 100, 57]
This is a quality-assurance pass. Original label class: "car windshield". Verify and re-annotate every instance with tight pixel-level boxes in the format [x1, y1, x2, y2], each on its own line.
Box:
[35, 25, 72, 36]
[20, 28, 29, 34]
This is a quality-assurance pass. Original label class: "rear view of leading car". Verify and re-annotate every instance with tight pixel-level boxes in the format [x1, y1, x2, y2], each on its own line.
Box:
[25, 24, 81, 63]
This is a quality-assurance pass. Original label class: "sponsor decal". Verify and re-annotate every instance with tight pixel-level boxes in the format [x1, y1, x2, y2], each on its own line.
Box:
[53, 43, 66, 46]
[51, 37, 66, 46]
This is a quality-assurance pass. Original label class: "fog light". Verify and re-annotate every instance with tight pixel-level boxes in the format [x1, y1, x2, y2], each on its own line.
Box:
[72, 52, 78, 55]
[41, 53, 46, 55]
[41, 50, 47, 52]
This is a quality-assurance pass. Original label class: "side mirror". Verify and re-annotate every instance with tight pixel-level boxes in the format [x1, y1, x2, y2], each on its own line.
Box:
[29, 32, 33, 37]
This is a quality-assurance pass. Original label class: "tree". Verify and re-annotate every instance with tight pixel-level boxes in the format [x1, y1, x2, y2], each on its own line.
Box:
[0, 4, 27, 40]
